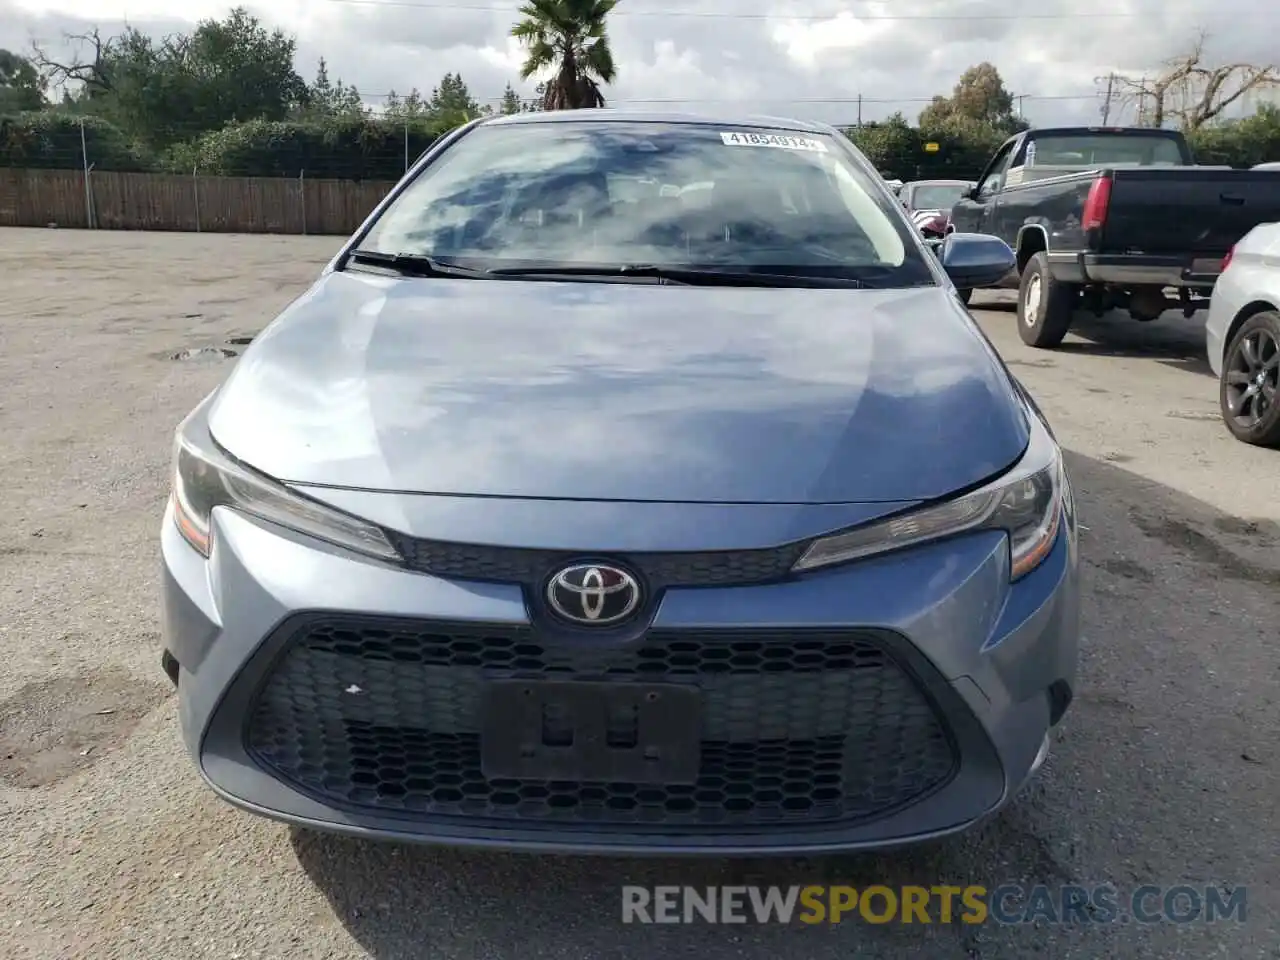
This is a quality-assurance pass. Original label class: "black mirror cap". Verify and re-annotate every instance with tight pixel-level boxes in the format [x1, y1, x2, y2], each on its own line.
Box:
[939, 232, 1016, 288]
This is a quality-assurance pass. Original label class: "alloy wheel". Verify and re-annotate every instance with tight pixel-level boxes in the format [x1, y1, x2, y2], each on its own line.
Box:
[1223, 327, 1279, 428]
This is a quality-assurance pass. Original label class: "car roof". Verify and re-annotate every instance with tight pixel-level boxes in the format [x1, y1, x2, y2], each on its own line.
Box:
[479, 108, 835, 136]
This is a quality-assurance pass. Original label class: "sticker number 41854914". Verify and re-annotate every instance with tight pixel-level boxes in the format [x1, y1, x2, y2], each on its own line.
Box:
[719, 131, 828, 153]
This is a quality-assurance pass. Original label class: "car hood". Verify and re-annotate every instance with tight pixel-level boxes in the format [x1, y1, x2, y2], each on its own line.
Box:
[207, 270, 1029, 504]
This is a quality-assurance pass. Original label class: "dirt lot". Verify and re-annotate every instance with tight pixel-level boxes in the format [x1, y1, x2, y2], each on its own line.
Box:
[0, 228, 1276, 959]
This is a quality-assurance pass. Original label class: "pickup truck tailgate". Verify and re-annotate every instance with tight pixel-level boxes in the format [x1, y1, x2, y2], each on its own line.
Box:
[1099, 168, 1280, 256]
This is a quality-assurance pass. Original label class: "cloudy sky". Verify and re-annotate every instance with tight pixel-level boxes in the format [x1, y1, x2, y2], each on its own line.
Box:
[2, 0, 1276, 127]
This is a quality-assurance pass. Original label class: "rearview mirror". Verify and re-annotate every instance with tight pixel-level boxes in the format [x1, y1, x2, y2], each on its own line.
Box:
[937, 232, 1016, 288]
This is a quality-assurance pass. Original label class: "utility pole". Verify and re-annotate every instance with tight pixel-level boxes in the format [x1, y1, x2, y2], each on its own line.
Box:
[1014, 94, 1027, 119]
[1098, 72, 1116, 124]
[1136, 74, 1148, 126]
[856, 93, 862, 128]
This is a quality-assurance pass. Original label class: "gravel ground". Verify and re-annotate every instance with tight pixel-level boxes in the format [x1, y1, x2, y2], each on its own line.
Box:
[0, 228, 1276, 959]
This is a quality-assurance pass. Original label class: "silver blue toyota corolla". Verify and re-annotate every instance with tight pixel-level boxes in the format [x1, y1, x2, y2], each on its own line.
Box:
[161, 110, 1080, 855]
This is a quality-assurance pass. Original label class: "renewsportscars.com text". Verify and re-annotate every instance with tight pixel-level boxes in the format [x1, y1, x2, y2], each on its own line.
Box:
[620, 884, 1247, 926]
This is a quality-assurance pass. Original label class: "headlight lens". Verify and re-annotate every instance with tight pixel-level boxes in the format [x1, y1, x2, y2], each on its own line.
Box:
[792, 415, 1064, 581]
[169, 415, 400, 562]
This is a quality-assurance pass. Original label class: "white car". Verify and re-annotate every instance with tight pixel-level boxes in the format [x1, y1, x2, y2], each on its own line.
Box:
[1205, 221, 1280, 446]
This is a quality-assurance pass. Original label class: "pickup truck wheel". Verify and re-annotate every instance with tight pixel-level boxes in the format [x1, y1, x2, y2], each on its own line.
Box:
[957, 288, 973, 306]
[1220, 311, 1280, 447]
[1017, 253, 1077, 348]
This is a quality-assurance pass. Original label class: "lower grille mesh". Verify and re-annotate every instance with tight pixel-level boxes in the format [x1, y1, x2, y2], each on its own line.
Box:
[244, 617, 958, 829]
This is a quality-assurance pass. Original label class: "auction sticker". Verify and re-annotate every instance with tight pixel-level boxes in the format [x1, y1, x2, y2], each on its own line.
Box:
[720, 131, 828, 152]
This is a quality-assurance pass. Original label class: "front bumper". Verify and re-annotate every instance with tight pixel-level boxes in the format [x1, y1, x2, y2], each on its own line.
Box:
[162, 495, 1079, 855]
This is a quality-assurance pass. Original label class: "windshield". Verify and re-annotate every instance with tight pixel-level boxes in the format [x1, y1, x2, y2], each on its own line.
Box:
[355, 120, 936, 286]
[907, 184, 970, 211]
[1027, 134, 1187, 167]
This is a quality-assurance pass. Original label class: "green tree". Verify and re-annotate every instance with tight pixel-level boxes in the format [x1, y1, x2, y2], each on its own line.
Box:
[181, 8, 308, 126]
[1189, 102, 1280, 165]
[512, 0, 618, 110]
[0, 49, 45, 112]
[846, 110, 1011, 182]
[499, 82, 524, 115]
[305, 58, 364, 119]
[918, 63, 1026, 136]
[0, 113, 151, 171]
[845, 113, 921, 179]
[429, 72, 483, 123]
[384, 88, 428, 120]
[31, 9, 307, 147]
[175, 114, 461, 179]
[383, 76, 484, 124]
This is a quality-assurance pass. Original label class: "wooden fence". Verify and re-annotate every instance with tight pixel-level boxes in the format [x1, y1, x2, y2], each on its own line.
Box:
[0, 168, 397, 234]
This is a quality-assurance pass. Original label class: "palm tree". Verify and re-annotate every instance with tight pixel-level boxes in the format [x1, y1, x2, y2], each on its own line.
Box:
[511, 0, 618, 110]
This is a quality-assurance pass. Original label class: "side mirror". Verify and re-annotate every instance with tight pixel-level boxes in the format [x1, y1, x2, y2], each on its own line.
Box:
[938, 232, 1016, 288]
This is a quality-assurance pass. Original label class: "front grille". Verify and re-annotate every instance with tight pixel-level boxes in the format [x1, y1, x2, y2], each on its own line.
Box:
[388, 535, 805, 587]
[245, 616, 959, 830]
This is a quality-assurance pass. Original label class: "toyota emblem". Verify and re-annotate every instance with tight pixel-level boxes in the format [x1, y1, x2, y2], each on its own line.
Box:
[546, 563, 642, 626]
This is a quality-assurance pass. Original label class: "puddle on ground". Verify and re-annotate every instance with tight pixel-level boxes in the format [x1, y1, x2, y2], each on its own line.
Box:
[0, 668, 170, 788]
[171, 347, 238, 361]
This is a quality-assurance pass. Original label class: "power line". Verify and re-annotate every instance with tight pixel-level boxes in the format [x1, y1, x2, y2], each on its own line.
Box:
[317, 0, 1239, 20]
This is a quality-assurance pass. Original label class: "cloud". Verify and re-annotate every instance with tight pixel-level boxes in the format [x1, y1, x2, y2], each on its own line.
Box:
[2, 0, 1276, 127]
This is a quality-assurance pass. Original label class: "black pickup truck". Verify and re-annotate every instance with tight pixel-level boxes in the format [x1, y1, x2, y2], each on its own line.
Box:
[947, 126, 1280, 347]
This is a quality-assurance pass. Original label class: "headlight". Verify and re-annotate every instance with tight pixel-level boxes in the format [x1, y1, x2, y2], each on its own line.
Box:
[792, 414, 1064, 582]
[169, 412, 400, 563]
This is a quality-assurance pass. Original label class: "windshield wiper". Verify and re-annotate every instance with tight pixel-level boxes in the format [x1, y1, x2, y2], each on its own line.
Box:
[346, 253, 872, 288]
[485, 264, 687, 284]
[346, 250, 491, 279]
[486, 264, 869, 288]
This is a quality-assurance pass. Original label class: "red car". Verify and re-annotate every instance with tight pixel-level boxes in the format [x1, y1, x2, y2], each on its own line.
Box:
[901, 179, 976, 239]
